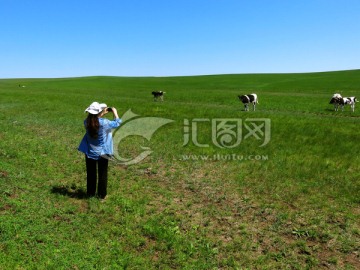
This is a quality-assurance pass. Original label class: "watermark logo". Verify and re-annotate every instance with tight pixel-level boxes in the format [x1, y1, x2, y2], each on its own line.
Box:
[244, 118, 271, 147]
[112, 109, 174, 165]
[212, 119, 242, 148]
[183, 118, 271, 148]
[102, 113, 270, 165]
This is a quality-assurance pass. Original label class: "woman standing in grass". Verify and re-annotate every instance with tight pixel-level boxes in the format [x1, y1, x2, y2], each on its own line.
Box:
[78, 102, 121, 199]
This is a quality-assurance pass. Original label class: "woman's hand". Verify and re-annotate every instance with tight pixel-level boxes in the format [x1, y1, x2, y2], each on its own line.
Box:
[111, 107, 119, 119]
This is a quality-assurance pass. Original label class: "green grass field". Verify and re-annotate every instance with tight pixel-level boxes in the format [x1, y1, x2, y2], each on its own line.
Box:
[0, 70, 359, 269]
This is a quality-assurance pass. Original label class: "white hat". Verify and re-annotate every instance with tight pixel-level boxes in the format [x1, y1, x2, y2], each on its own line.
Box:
[84, 102, 107, 114]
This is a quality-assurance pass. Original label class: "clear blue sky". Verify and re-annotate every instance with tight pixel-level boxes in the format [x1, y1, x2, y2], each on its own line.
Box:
[1, 0, 359, 78]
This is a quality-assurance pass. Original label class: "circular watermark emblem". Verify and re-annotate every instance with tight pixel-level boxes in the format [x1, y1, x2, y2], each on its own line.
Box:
[112, 109, 174, 165]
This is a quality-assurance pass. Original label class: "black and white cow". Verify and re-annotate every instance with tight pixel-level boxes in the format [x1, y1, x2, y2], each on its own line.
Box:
[238, 93, 258, 111]
[329, 93, 343, 111]
[330, 93, 358, 112]
[340, 96, 358, 112]
[152, 91, 165, 101]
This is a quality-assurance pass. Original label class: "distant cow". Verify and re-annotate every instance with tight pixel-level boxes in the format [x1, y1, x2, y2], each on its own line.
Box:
[329, 93, 343, 111]
[238, 93, 258, 111]
[330, 94, 358, 112]
[152, 91, 165, 101]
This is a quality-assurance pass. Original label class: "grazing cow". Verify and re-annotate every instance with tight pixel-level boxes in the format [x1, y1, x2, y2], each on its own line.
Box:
[152, 91, 165, 101]
[329, 93, 343, 111]
[340, 96, 358, 112]
[238, 93, 258, 111]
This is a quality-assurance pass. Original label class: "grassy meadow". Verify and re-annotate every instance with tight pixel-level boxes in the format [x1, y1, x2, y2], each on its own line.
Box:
[0, 70, 359, 269]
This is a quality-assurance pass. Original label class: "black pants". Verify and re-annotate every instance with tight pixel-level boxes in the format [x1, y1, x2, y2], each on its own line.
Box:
[85, 156, 109, 198]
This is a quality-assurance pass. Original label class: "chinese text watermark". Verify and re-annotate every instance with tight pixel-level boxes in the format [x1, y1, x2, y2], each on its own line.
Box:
[183, 118, 271, 148]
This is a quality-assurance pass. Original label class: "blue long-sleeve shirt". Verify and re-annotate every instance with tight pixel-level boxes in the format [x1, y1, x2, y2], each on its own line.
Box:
[78, 118, 122, 160]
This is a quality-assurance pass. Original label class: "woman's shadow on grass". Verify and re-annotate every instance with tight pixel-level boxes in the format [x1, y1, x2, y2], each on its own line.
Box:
[51, 185, 88, 199]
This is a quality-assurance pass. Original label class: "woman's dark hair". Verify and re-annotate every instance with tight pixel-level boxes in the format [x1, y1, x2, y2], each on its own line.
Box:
[86, 114, 99, 139]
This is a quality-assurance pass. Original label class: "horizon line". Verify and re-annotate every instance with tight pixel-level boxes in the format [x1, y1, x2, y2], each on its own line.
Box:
[1, 68, 359, 80]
